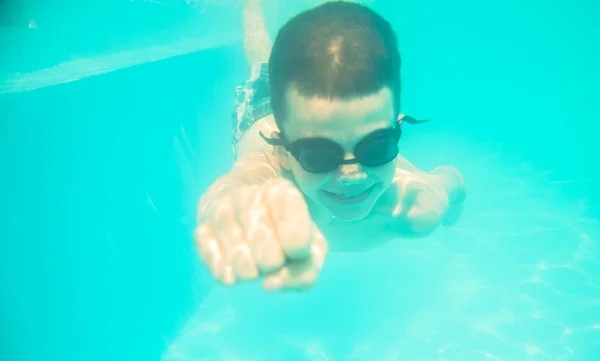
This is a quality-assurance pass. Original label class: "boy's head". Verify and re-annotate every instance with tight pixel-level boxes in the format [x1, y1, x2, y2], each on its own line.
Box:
[267, 1, 402, 222]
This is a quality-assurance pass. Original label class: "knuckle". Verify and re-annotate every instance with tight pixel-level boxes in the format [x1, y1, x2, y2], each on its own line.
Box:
[228, 222, 245, 240]
[286, 235, 311, 252]
[244, 185, 267, 213]
[264, 179, 300, 199]
[264, 182, 309, 223]
[230, 244, 258, 279]
[254, 239, 284, 266]
[259, 255, 284, 271]
[284, 185, 305, 205]
[256, 254, 284, 274]
[211, 195, 235, 218]
[194, 224, 212, 248]
[247, 230, 285, 272]
[246, 218, 274, 248]
[235, 185, 253, 203]
[311, 243, 327, 267]
[193, 223, 206, 241]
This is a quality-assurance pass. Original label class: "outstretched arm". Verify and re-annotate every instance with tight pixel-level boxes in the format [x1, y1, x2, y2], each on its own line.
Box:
[243, 0, 273, 78]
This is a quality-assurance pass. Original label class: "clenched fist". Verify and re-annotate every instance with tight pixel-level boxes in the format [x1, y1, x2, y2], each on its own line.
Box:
[195, 178, 328, 291]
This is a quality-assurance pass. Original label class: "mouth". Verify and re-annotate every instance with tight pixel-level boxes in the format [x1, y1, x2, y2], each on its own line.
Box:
[324, 185, 375, 205]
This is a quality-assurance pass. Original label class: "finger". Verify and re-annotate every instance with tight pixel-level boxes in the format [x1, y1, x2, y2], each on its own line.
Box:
[194, 223, 235, 285]
[227, 225, 259, 281]
[263, 225, 328, 291]
[237, 185, 285, 273]
[391, 180, 422, 218]
[401, 184, 421, 216]
[210, 194, 258, 281]
[264, 180, 312, 260]
[263, 259, 315, 292]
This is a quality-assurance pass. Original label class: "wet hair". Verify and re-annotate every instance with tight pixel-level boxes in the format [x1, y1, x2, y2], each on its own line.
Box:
[268, 1, 401, 132]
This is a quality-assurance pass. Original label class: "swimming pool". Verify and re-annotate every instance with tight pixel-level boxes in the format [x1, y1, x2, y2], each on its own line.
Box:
[1, 1, 599, 360]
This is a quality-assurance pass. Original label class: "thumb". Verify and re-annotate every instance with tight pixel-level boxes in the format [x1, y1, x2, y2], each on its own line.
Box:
[263, 259, 316, 291]
[263, 225, 327, 291]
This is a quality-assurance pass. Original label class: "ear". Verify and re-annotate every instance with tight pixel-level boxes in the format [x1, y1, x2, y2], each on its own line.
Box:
[270, 130, 292, 170]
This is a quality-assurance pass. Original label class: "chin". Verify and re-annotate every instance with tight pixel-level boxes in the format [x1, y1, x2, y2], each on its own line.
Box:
[329, 204, 374, 222]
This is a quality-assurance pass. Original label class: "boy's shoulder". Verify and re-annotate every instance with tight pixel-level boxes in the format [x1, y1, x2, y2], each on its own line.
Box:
[231, 115, 296, 188]
[235, 114, 279, 160]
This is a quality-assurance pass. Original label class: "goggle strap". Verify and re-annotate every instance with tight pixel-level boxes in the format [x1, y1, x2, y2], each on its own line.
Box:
[259, 131, 289, 149]
[402, 115, 430, 125]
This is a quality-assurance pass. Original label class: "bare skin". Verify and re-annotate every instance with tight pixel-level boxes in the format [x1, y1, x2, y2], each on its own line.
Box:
[194, 0, 467, 291]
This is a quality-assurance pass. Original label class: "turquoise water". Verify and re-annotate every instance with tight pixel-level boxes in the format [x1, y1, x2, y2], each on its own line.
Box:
[1, 1, 599, 360]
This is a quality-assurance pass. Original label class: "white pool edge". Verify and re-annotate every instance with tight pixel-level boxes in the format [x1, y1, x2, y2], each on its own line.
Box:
[0, 33, 239, 95]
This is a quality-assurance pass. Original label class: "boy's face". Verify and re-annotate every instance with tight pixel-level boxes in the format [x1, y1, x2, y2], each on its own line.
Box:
[278, 87, 399, 222]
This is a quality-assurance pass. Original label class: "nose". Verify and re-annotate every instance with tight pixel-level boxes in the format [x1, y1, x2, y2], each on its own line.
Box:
[337, 161, 367, 186]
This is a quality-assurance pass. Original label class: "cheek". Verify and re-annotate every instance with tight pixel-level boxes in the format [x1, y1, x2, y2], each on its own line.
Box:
[369, 159, 397, 185]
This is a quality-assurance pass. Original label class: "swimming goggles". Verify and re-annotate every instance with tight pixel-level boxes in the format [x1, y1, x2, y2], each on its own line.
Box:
[259, 116, 408, 173]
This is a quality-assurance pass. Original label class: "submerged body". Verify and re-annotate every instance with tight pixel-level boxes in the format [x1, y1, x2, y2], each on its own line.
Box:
[195, 0, 467, 291]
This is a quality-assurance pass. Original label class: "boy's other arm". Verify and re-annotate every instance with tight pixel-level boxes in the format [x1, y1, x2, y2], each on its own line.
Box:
[376, 155, 466, 237]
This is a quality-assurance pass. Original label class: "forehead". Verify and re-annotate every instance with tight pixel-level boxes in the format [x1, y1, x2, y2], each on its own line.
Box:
[283, 87, 396, 145]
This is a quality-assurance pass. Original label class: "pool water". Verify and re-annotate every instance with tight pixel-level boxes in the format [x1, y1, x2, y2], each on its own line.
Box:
[1, 1, 599, 360]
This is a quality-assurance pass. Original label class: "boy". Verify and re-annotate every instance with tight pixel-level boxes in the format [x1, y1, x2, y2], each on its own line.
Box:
[194, 0, 466, 292]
